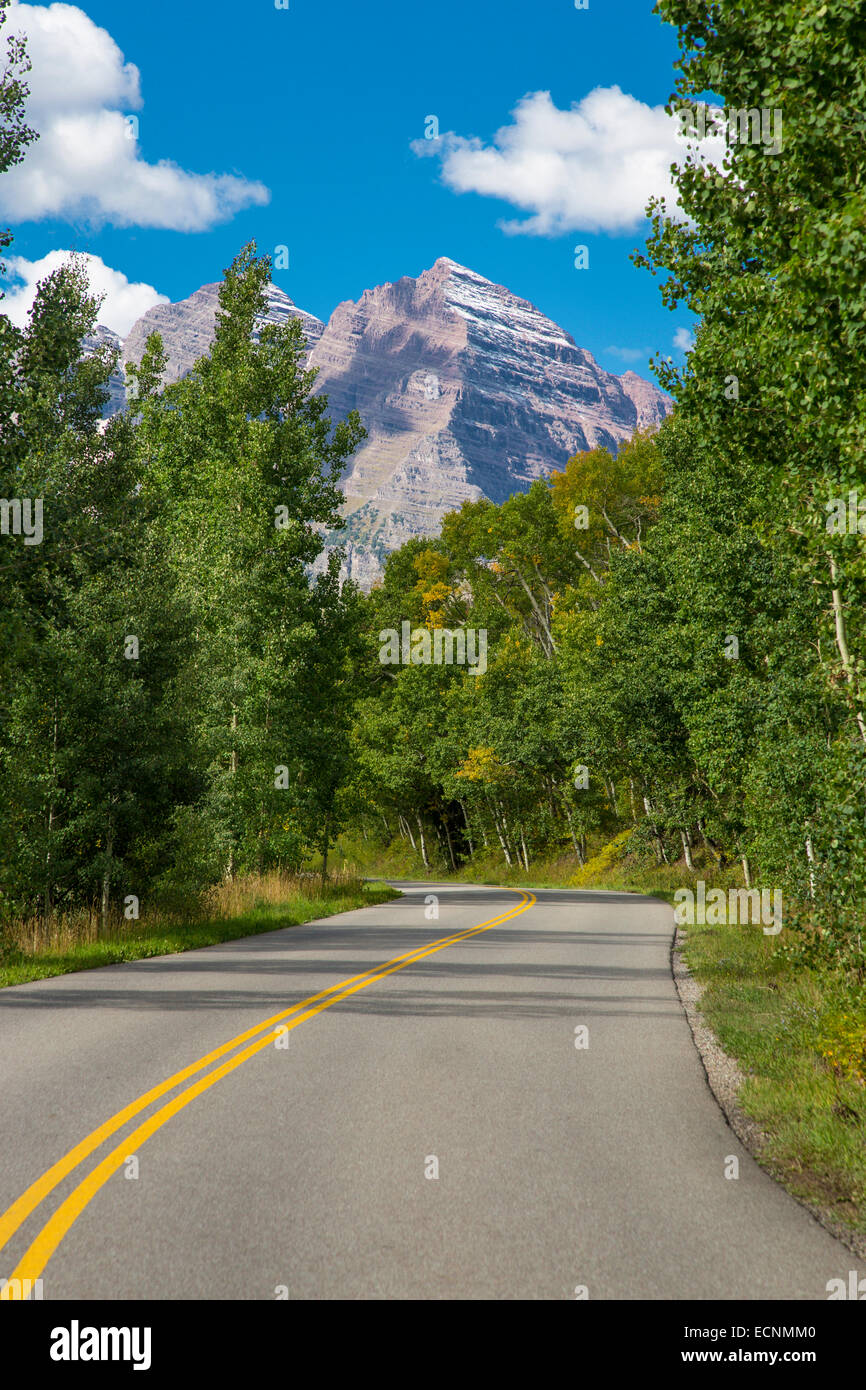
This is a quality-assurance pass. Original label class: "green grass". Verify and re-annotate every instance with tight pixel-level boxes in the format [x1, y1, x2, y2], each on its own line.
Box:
[333, 831, 596, 889]
[0, 877, 401, 990]
[677, 912, 866, 1242]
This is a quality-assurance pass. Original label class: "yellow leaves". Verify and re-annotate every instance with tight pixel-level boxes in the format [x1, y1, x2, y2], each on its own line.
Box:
[411, 549, 458, 628]
[818, 1012, 866, 1084]
[413, 548, 450, 583]
[455, 746, 510, 784]
[569, 829, 632, 887]
[596, 635, 604, 646]
[419, 580, 452, 629]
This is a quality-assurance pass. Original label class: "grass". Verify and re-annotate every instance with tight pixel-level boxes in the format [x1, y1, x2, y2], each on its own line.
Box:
[339, 828, 866, 1245]
[12, 827, 861, 1241]
[676, 909, 866, 1245]
[0, 871, 401, 990]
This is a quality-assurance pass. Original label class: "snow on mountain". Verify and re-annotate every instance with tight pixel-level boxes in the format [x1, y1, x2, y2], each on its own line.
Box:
[94, 259, 671, 585]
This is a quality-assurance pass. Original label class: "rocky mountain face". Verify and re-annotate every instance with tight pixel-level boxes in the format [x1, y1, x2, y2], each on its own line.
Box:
[100, 258, 670, 586]
[121, 281, 324, 390]
[305, 259, 669, 585]
[82, 323, 126, 417]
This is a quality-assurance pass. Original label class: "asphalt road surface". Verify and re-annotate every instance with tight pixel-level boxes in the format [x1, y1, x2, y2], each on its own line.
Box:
[0, 882, 861, 1300]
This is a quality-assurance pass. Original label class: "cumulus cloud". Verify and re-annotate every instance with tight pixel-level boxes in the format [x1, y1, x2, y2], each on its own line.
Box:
[0, 3, 269, 229]
[412, 87, 724, 236]
[673, 326, 695, 353]
[2, 249, 167, 335]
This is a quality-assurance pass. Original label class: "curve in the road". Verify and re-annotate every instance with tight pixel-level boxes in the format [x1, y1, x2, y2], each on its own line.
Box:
[0, 888, 534, 1296]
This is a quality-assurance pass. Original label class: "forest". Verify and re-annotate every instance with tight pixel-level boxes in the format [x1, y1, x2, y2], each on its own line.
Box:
[1, 0, 865, 994]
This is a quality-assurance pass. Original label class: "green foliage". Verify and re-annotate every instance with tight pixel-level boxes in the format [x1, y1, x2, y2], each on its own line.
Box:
[0, 243, 368, 931]
[133, 243, 366, 882]
[348, 1, 866, 982]
[3, 0, 864, 992]
[638, 0, 866, 966]
[0, 2, 37, 279]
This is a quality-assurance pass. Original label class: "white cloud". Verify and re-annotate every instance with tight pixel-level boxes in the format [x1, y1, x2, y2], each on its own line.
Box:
[0, 3, 269, 229]
[673, 326, 695, 353]
[2, 250, 167, 335]
[604, 345, 652, 363]
[412, 87, 724, 236]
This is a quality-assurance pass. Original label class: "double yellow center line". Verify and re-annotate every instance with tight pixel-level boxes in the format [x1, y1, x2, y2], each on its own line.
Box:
[0, 887, 535, 1296]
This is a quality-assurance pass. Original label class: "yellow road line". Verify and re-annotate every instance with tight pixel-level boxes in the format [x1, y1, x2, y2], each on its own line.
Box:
[0, 895, 526, 1257]
[1, 888, 534, 1295]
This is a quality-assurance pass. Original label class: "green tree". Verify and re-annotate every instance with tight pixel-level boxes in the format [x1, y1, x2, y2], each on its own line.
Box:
[134, 243, 366, 879]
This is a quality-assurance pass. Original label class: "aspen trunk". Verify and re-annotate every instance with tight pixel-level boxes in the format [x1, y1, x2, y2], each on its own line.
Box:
[681, 829, 694, 871]
[100, 820, 114, 936]
[226, 707, 239, 881]
[562, 800, 583, 863]
[828, 552, 866, 746]
[519, 826, 530, 871]
[320, 808, 331, 891]
[644, 794, 668, 865]
[498, 800, 516, 864]
[489, 798, 512, 866]
[400, 814, 417, 851]
[804, 837, 816, 900]
[45, 698, 58, 920]
[415, 814, 430, 869]
[459, 801, 475, 857]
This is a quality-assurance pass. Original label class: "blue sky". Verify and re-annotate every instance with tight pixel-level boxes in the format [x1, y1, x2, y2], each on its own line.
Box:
[0, 0, 698, 378]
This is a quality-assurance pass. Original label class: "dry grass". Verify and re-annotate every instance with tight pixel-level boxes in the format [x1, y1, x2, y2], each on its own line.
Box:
[3, 870, 365, 956]
[0, 871, 400, 987]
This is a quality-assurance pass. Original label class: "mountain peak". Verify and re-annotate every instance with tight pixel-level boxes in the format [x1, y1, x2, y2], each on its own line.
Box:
[302, 262, 670, 586]
[431, 255, 486, 276]
[107, 262, 670, 589]
[121, 279, 324, 390]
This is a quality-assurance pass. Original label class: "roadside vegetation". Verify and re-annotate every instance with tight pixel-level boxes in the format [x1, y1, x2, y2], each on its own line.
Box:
[0, 0, 863, 1241]
[339, 824, 866, 1248]
[0, 873, 399, 989]
[334, 0, 866, 1244]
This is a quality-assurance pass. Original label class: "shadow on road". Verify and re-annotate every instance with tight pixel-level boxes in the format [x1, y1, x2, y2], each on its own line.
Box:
[0, 920, 678, 1019]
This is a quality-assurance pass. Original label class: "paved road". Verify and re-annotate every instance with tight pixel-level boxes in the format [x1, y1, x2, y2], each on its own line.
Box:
[0, 882, 861, 1300]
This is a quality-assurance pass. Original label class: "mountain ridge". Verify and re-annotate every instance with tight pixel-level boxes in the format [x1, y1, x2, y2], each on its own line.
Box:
[94, 258, 671, 586]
